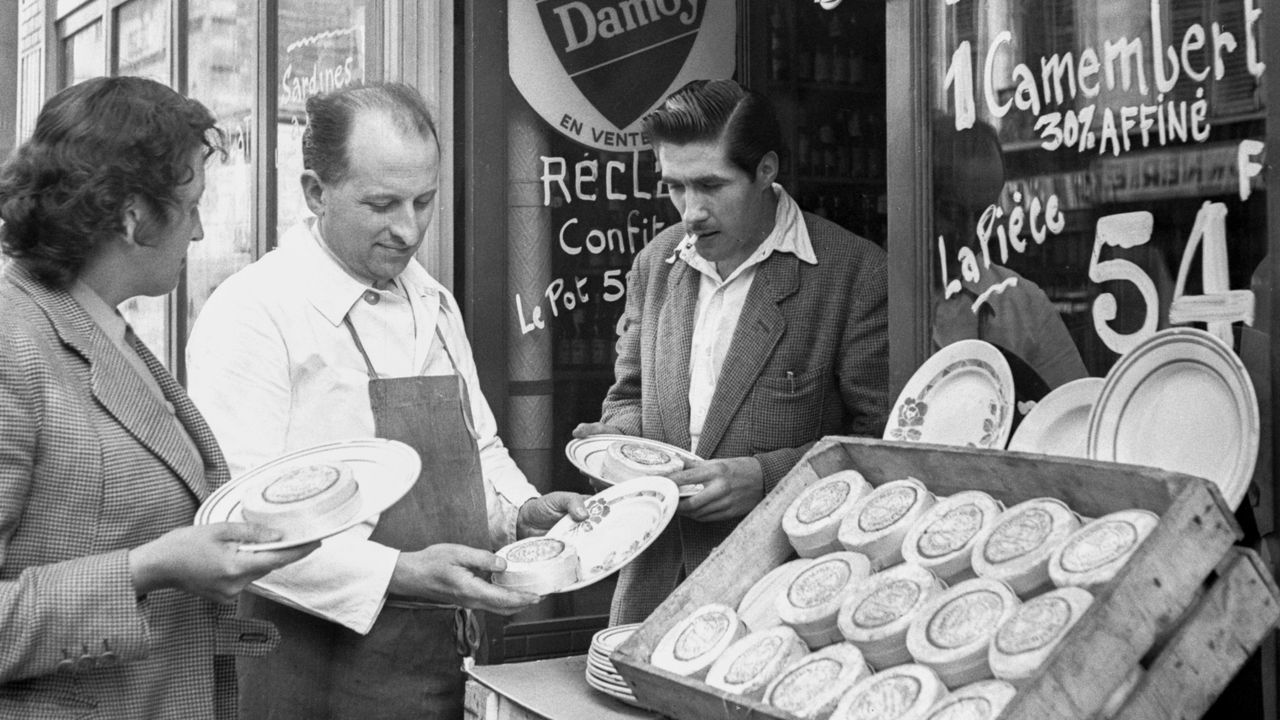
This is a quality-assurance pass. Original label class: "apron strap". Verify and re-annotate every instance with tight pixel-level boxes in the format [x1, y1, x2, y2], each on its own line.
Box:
[342, 315, 381, 379]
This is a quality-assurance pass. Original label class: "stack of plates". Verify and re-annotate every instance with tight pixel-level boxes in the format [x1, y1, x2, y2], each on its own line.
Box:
[585, 623, 643, 706]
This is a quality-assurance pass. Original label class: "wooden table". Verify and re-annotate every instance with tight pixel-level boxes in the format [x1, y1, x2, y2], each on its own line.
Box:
[465, 655, 663, 720]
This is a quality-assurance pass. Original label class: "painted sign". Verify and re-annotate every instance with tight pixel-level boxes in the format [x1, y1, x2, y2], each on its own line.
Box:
[509, 0, 737, 151]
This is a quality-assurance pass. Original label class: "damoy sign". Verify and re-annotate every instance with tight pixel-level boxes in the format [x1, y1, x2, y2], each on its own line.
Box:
[509, 0, 736, 151]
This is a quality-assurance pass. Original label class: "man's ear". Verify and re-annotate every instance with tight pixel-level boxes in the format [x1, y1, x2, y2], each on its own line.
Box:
[755, 151, 779, 186]
[301, 170, 326, 217]
[120, 197, 142, 247]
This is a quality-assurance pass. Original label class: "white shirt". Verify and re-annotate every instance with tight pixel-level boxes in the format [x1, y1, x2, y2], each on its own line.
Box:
[676, 185, 817, 453]
[187, 219, 539, 633]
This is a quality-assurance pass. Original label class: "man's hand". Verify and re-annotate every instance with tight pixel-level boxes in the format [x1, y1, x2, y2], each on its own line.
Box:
[388, 543, 542, 615]
[128, 523, 319, 604]
[571, 422, 624, 438]
[517, 492, 590, 539]
[668, 457, 765, 523]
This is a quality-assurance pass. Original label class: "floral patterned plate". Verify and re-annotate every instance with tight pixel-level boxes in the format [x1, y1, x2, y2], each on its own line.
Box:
[547, 476, 679, 593]
[884, 339, 1014, 449]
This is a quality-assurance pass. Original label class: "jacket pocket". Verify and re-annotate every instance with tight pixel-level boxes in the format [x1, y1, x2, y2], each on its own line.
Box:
[748, 365, 828, 452]
[0, 683, 97, 720]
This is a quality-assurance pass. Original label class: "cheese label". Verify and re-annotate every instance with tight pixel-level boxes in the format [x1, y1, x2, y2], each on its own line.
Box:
[797, 480, 852, 524]
[263, 464, 340, 503]
[858, 485, 918, 533]
[927, 590, 1006, 649]
[619, 442, 673, 466]
[928, 697, 996, 720]
[983, 507, 1053, 564]
[724, 635, 783, 684]
[845, 676, 921, 720]
[788, 558, 853, 609]
[1060, 519, 1139, 573]
[505, 538, 565, 564]
[673, 612, 729, 661]
[994, 596, 1072, 655]
[769, 658, 842, 711]
[918, 503, 984, 558]
[852, 579, 922, 629]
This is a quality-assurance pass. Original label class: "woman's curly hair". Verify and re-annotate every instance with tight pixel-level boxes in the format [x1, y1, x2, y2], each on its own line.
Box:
[0, 76, 224, 287]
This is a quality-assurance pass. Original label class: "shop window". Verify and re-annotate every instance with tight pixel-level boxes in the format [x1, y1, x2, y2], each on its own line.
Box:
[60, 16, 103, 88]
[114, 0, 168, 81]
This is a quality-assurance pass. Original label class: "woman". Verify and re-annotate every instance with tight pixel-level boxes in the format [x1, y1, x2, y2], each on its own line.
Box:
[0, 76, 312, 718]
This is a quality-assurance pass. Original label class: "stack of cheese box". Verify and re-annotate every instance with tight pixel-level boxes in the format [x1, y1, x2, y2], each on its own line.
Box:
[645, 464, 1156, 720]
[611, 437, 1280, 720]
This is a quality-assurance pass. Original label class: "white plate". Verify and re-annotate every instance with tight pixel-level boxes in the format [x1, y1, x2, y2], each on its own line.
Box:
[1007, 377, 1105, 457]
[585, 671, 641, 706]
[592, 623, 641, 654]
[547, 477, 680, 593]
[565, 434, 705, 498]
[1087, 328, 1259, 508]
[195, 438, 420, 551]
[885, 339, 1015, 449]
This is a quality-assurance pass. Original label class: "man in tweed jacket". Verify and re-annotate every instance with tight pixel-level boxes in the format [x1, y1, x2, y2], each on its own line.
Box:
[575, 79, 889, 624]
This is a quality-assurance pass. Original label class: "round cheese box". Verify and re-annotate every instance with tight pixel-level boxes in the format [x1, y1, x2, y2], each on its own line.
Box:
[491, 536, 579, 595]
[1049, 509, 1159, 591]
[837, 562, 946, 669]
[829, 663, 949, 720]
[838, 478, 937, 570]
[905, 577, 1020, 688]
[971, 498, 1081, 597]
[777, 551, 873, 648]
[601, 439, 683, 482]
[650, 603, 747, 679]
[241, 461, 360, 538]
[922, 679, 1017, 720]
[901, 490, 1004, 583]
[738, 558, 814, 632]
[989, 586, 1093, 680]
[704, 625, 810, 697]
[784, 470, 873, 558]
[763, 642, 872, 720]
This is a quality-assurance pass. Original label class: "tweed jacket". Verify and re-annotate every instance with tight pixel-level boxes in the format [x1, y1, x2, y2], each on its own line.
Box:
[602, 211, 889, 623]
[0, 265, 277, 719]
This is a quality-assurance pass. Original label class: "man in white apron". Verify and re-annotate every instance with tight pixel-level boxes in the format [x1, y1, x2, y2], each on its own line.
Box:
[187, 83, 585, 719]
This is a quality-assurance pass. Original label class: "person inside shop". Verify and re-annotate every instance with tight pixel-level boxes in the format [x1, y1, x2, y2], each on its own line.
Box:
[572, 78, 890, 624]
[0, 76, 315, 718]
[931, 116, 1089, 409]
[185, 82, 588, 720]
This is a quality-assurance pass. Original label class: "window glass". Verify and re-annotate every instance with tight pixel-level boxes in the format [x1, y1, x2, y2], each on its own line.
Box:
[114, 0, 169, 80]
[187, 0, 257, 324]
[276, 0, 372, 240]
[61, 20, 103, 87]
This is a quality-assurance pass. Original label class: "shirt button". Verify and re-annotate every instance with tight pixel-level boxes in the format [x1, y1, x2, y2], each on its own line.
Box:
[363, 290, 380, 305]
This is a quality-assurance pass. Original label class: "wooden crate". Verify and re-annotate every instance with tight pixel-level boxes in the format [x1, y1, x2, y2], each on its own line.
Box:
[610, 436, 1280, 720]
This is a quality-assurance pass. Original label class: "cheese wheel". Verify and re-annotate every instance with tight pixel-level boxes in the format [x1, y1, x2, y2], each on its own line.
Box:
[839, 478, 937, 570]
[764, 642, 872, 720]
[777, 551, 873, 648]
[492, 537, 579, 595]
[784, 470, 874, 558]
[738, 558, 814, 632]
[1049, 509, 1159, 590]
[905, 577, 1020, 688]
[704, 625, 810, 697]
[830, 663, 949, 720]
[971, 498, 1080, 597]
[837, 562, 946, 669]
[650, 604, 747, 679]
[988, 586, 1093, 680]
[901, 491, 1003, 583]
[922, 679, 1017, 720]
[601, 440, 683, 481]
[241, 461, 360, 538]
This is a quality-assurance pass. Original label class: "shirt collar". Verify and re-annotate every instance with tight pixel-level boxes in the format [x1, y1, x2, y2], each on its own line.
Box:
[282, 218, 442, 326]
[670, 184, 818, 274]
[68, 279, 128, 345]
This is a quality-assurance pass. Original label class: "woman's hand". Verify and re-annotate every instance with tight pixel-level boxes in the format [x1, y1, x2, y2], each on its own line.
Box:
[128, 523, 318, 604]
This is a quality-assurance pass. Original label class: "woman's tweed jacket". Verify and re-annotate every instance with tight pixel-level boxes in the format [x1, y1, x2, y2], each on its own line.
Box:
[602, 211, 890, 624]
[0, 264, 277, 719]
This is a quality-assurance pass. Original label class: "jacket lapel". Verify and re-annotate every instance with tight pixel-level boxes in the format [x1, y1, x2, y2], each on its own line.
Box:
[13, 269, 212, 500]
[654, 261, 697, 451]
[695, 253, 801, 457]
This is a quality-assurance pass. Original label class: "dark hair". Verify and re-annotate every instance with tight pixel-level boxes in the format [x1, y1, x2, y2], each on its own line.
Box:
[0, 76, 222, 287]
[640, 79, 785, 177]
[302, 82, 439, 184]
